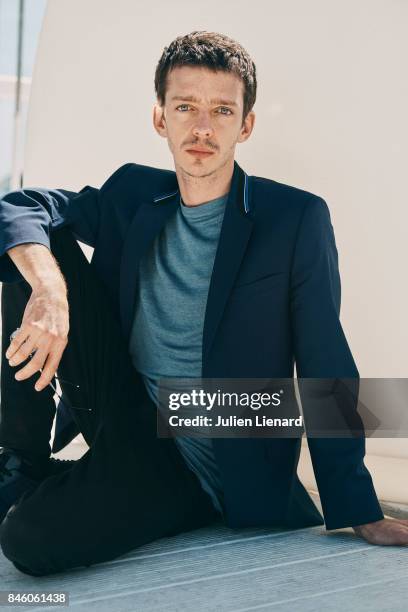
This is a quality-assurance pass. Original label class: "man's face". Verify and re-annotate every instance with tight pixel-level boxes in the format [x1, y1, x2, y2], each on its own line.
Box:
[153, 66, 255, 177]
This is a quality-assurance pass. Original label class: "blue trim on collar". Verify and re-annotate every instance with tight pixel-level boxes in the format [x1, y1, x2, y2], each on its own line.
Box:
[243, 172, 249, 214]
[152, 189, 179, 203]
[152, 173, 251, 214]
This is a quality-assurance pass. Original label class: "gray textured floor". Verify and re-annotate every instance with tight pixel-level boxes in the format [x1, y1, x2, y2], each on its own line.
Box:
[0, 494, 407, 612]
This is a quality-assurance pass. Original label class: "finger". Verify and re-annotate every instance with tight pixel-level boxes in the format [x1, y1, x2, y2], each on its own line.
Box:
[354, 519, 408, 546]
[14, 345, 50, 382]
[381, 524, 408, 546]
[34, 345, 66, 392]
[389, 527, 408, 545]
[5, 326, 32, 359]
[389, 518, 408, 527]
[7, 333, 44, 367]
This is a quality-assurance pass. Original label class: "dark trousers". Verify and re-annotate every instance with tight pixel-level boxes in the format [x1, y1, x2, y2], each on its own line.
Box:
[0, 228, 220, 576]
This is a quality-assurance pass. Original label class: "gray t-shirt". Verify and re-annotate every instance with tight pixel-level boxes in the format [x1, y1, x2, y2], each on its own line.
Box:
[129, 192, 228, 515]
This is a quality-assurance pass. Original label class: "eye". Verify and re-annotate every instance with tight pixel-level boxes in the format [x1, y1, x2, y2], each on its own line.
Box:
[217, 107, 233, 115]
[176, 104, 191, 112]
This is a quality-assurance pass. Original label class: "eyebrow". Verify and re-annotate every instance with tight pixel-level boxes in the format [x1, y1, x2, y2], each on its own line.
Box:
[170, 95, 238, 107]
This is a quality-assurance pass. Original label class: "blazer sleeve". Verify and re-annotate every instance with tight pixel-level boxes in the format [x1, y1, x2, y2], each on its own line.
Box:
[0, 163, 132, 283]
[290, 196, 384, 530]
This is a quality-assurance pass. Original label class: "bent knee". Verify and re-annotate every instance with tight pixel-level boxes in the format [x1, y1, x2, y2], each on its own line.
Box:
[0, 506, 54, 575]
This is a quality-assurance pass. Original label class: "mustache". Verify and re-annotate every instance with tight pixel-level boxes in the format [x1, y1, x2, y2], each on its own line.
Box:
[183, 141, 218, 151]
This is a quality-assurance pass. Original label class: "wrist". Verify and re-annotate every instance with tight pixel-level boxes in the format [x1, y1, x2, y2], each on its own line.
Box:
[353, 518, 383, 533]
[32, 276, 67, 296]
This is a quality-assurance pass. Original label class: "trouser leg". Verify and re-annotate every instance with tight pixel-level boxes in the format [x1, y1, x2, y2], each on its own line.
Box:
[0, 226, 125, 454]
[0, 227, 221, 575]
[0, 393, 220, 577]
[0, 280, 56, 458]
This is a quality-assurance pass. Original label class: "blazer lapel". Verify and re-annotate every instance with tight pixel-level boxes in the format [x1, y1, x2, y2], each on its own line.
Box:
[119, 190, 179, 338]
[202, 160, 254, 363]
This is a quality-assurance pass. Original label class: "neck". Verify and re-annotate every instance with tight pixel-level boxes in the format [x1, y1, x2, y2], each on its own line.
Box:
[175, 157, 234, 206]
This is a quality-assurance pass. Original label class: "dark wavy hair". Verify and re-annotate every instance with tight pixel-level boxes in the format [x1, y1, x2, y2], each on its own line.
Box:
[154, 31, 257, 123]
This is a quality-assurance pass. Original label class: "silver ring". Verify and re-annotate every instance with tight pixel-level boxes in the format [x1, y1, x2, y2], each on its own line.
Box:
[9, 327, 37, 357]
[9, 327, 20, 342]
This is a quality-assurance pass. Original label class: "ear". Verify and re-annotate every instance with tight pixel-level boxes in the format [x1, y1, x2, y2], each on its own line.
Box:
[153, 103, 167, 138]
[237, 110, 255, 143]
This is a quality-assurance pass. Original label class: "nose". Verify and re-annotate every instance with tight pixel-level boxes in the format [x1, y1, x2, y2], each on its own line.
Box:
[192, 114, 214, 139]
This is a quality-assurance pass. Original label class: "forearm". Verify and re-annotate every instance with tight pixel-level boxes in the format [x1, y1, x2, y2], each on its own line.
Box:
[7, 243, 67, 294]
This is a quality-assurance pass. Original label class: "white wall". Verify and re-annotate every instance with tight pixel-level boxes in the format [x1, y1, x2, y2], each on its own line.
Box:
[25, 0, 407, 379]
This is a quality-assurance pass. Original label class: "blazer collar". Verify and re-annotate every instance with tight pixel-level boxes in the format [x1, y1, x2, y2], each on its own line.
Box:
[119, 160, 254, 364]
[151, 159, 251, 214]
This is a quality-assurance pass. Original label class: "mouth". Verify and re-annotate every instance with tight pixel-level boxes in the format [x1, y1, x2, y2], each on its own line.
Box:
[185, 149, 215, 158]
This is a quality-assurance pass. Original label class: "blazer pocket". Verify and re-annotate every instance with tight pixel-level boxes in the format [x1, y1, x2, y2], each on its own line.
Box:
[230, 272, 285, 298]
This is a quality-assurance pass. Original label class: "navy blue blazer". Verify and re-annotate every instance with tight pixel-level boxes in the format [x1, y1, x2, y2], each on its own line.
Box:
[0, 160, 384, 530]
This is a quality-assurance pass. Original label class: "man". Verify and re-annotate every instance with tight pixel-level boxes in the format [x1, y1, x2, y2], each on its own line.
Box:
[0, 31, 407, 576]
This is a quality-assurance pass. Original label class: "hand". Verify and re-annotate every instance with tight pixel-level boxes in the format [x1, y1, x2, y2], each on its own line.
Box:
[5, 285, 69, 392]
[353, 517, 408, 546]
